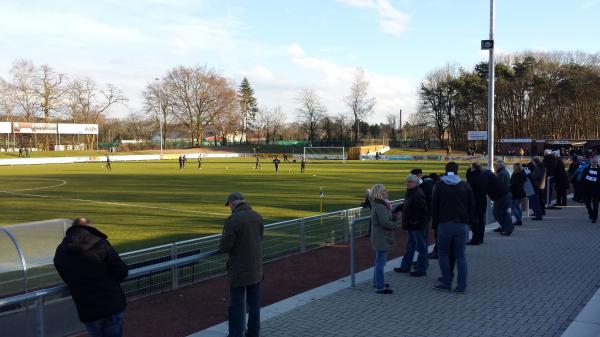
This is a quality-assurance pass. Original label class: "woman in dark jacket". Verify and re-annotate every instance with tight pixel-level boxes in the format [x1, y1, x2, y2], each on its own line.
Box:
[510, 163, 527, 226]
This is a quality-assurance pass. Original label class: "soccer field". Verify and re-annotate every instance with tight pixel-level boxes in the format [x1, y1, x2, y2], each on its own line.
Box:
[0, 159, 454, 252]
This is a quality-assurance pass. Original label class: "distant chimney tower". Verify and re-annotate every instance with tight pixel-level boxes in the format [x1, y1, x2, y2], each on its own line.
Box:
[399, 108, 402, 130]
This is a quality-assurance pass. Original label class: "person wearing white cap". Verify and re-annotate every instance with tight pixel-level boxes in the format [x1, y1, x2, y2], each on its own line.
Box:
[395, 174, 429, 277]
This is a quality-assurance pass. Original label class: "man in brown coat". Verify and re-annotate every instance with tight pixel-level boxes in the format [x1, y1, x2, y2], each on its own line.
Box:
[220, 192, 264, 337]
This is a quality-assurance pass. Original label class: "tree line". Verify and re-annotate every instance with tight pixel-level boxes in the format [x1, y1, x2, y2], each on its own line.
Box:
[0, 60, 397, 148]
[416, 51, 600, 150]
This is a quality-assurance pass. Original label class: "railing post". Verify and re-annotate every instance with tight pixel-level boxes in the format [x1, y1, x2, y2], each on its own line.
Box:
[546, 176, 553, 208]
[35, 296, 45, 337]
[350, 218, 356, 288]
[170, 243, 178, 290]
[343, 210, 349, 241]
[300, 218, 306, 253]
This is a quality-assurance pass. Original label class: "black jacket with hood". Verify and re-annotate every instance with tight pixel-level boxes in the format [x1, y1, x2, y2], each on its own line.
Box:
[54, 225, 128, 323]
[431, 174, 475, 230]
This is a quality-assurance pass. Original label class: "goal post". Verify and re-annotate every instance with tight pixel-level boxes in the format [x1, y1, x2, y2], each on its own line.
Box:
[303, 147, 346, 163]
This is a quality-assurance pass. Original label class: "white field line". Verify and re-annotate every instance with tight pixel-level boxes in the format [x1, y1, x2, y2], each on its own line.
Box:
[0, 178, 232, 217]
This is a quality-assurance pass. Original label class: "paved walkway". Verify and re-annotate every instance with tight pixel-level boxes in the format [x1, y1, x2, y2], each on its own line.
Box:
[193, 203, 600, 337]
[256, 204, 600, 337]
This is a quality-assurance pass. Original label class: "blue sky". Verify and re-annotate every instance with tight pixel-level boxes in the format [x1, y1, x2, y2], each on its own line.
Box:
[0, 0, 598, 123]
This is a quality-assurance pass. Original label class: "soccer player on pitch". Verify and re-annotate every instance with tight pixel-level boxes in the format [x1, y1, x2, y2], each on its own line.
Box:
[255, 156, 262, 170]
[197, 155, 203, 169]
[301, 157, 306, 173]
[106, 155, 112, 171]
[273, 156, 281, 173]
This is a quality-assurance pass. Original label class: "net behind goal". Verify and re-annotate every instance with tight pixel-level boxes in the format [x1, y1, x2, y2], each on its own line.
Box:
[303, 147, 346, 161]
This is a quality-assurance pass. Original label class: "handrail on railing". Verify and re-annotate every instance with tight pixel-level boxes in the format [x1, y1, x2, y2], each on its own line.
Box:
[0, 199, 403, 337]
[0, 250, 220, 337]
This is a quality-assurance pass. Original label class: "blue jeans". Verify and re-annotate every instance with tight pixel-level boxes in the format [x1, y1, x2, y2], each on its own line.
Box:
[493, 194, 514, 233]
[400, 230, 429, 273]
[228, 283, 261, 337]
[373, 250, 388, 290]
[437, 223, 468, 290]
[511, 198, 523, 222]
[84, 312, 124, 337]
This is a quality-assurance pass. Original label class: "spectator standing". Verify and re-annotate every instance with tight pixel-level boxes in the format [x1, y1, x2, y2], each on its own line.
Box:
[431, 162, 474, 293]
[569, 156, 584, 202]
[529, 157, 547, 216]
[582, 156, 600, 223]
[554, 154, 570, 206]
[466, 163, 489, 245]
[54, 217, 128, 337]
[370, 184, 400, 294]
[220, 192, 264, 337]
[491, 160, 514, 235]
[509, 163, 527, 226]
[395, 175, 429, 277]
[523, 165, 543, 220]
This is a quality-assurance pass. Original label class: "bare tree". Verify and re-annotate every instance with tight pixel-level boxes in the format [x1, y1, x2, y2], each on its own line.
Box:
[63, 78, 127, 149]
[345, 67, 375, 144]
[384, 113, 398, 141]
[142, 79, 173, 148]
[33, 64, 67, 149]
[0, 77, 16, 121]
[10, 60, 38, 122]
[257, 105, 286, 143]
[296, 89, 326, 143]
[164, 65, 238, 146]
[34, 64, 67, 123]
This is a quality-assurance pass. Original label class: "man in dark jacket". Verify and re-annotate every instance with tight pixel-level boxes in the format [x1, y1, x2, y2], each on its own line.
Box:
[543, 152, 558, 208]
[554, 156, 569, 206]
[431, 162, 475, 293]
[54, 217, 128, 337]
[220, 192, 264, 337]
[570, 156, 584, 202]
[395, 174, 429, 277]
[582, 156, 600, 223]
[530, 157, 547, 215]
[487, 169, 514, 236]
[466, 163, 489, 245]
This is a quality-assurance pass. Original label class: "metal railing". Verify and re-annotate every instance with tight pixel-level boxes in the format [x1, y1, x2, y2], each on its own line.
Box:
[0, 200, 402, 337]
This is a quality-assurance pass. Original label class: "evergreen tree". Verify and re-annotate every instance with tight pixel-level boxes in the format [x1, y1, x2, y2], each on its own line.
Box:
[238, 77, 258, 142]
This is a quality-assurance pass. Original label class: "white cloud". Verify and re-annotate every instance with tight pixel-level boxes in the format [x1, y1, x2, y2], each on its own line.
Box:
[284, 43, 416, 122]
[337, 0, 411, 36]
[286, 43, 305, 58]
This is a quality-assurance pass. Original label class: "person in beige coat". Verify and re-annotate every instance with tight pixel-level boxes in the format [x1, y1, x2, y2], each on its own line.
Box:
[370, 184, 401, 294]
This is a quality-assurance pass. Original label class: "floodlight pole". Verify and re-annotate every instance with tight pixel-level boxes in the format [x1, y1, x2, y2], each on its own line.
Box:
[155, 78, 164, 159]
[487, 0, 496, 170]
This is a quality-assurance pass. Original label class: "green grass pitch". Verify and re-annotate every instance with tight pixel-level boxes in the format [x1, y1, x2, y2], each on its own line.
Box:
[0, 159, 458, 252]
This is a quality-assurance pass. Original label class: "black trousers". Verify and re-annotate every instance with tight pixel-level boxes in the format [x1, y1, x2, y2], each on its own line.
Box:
[539, 189, 547, 214]
[556, 188, 568, 206]
[586, 196, 600, 221]
[471, 210, 487, 244]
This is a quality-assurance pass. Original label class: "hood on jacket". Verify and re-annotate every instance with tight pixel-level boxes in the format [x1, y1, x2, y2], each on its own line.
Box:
[441, 174, 462, 185]
[232, 201, 252, 213]
[63, 225, 107, 254]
